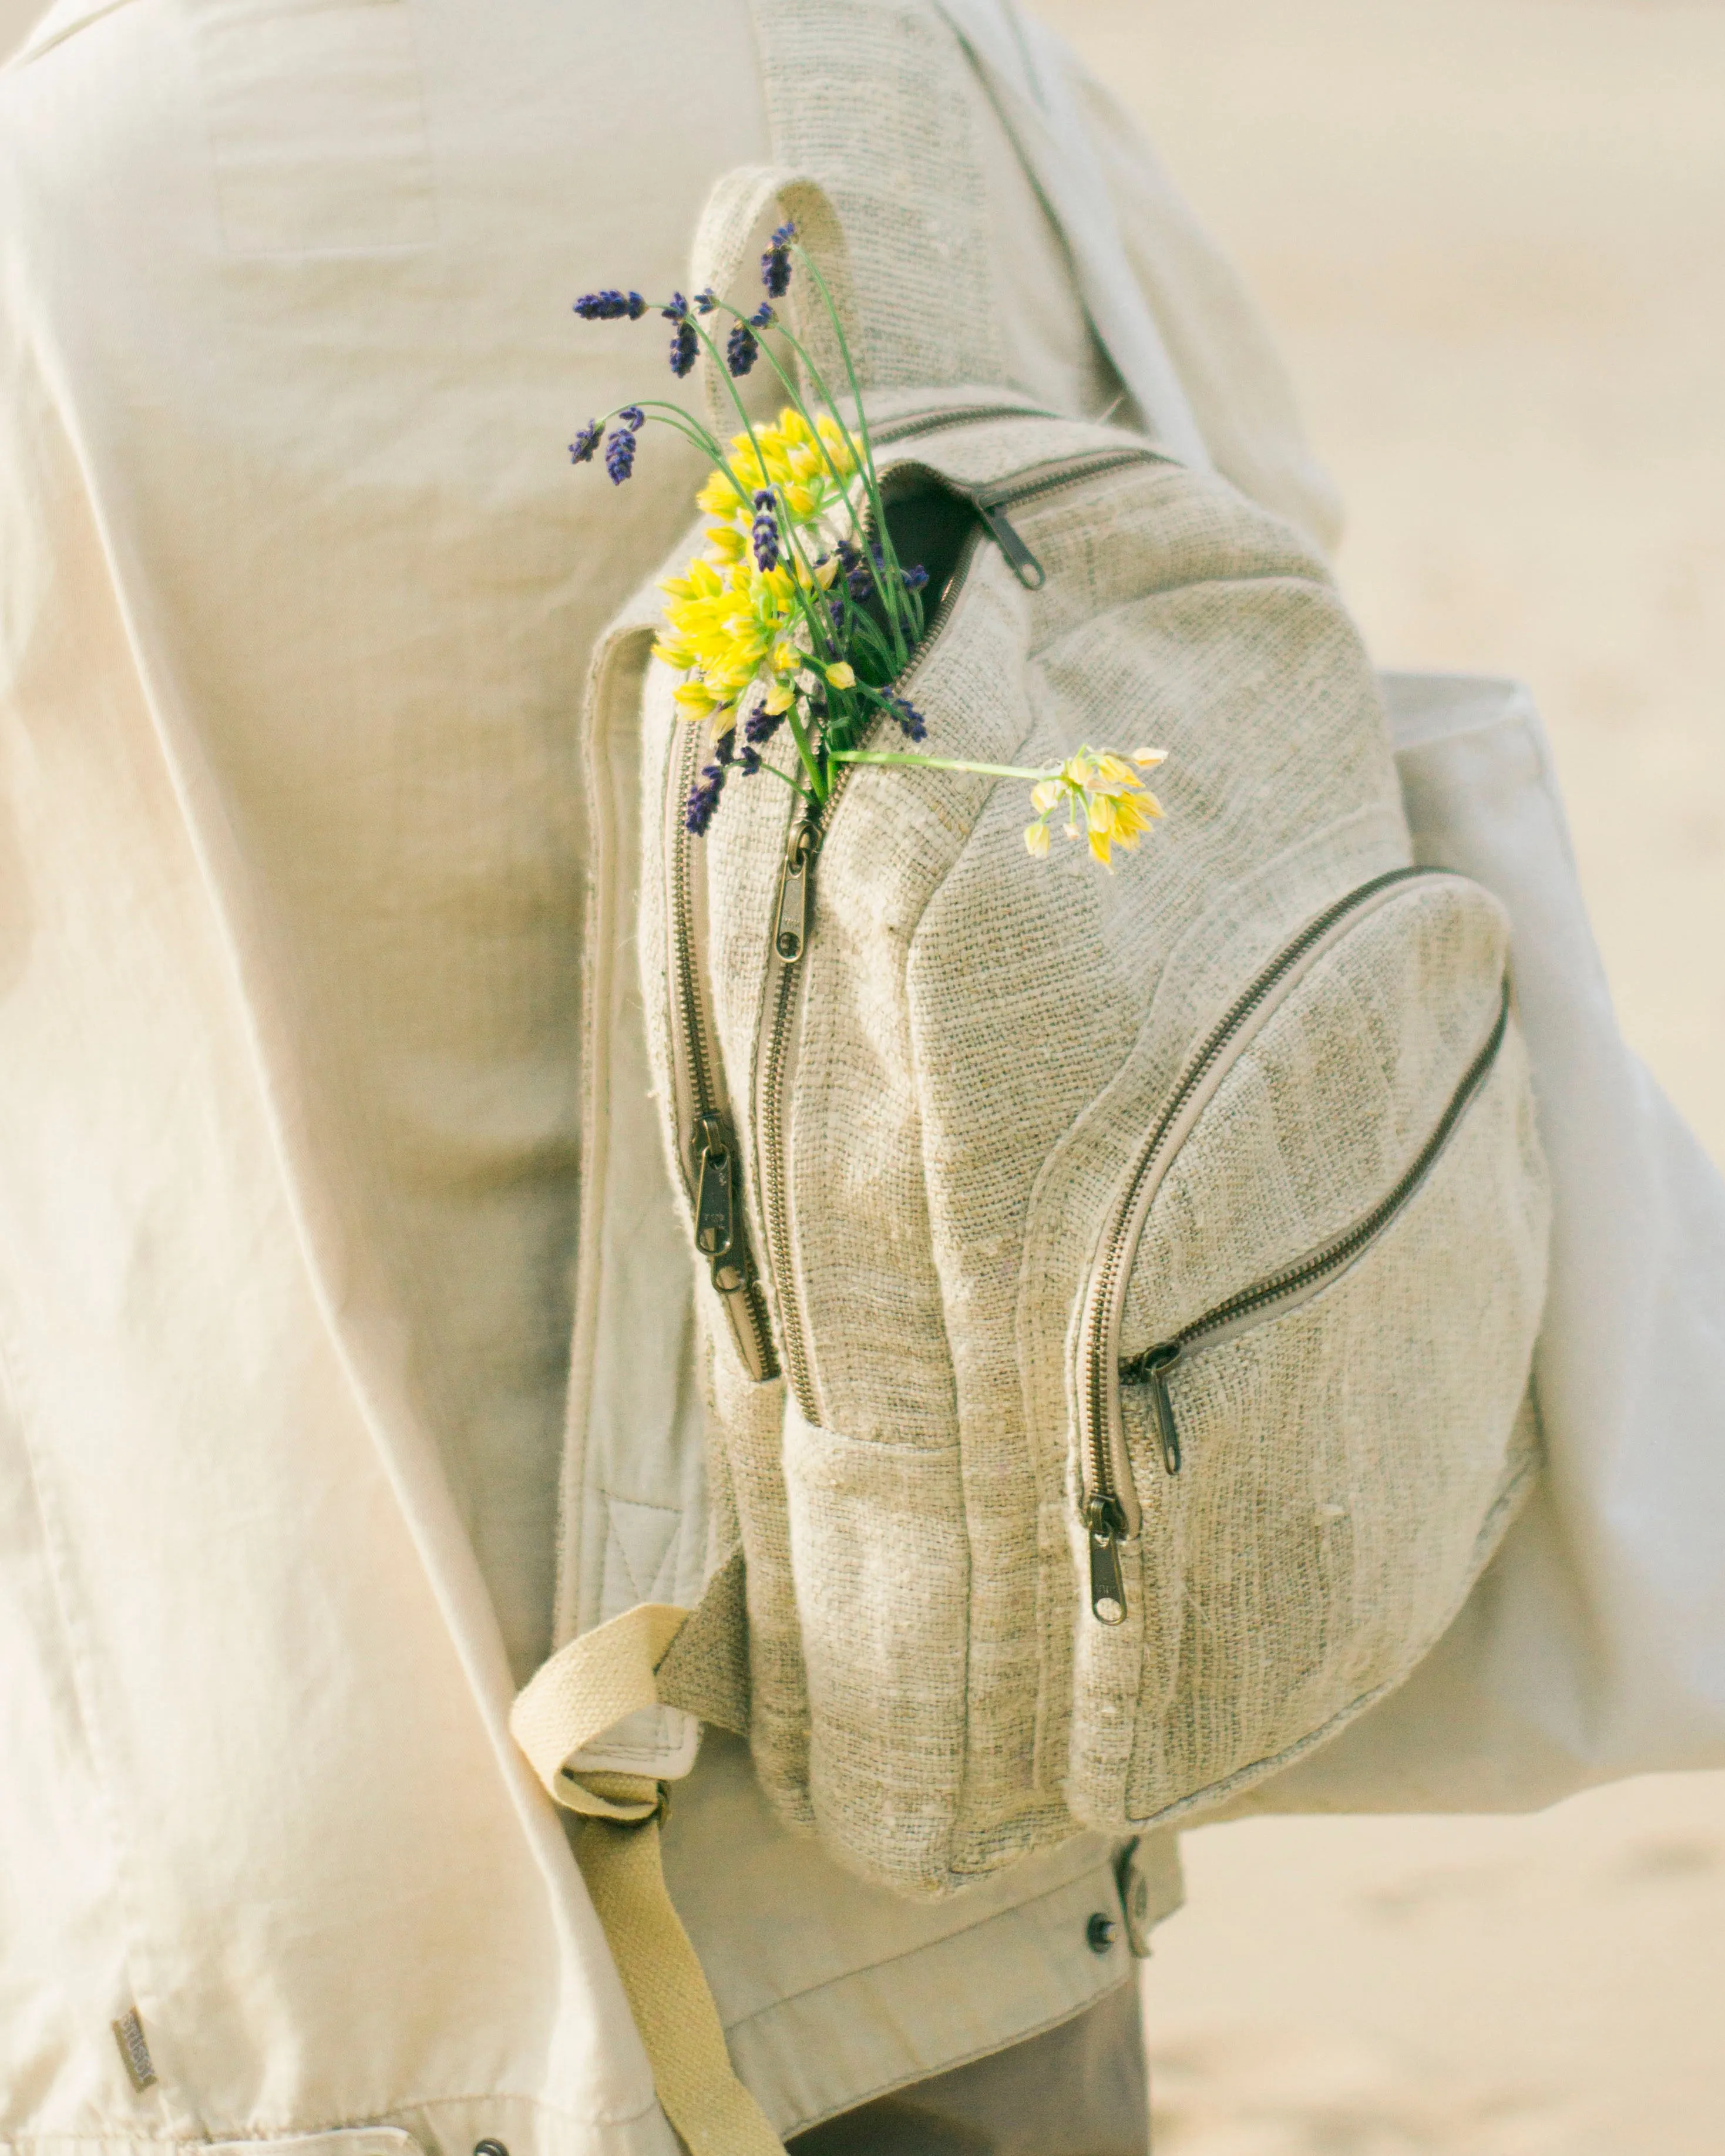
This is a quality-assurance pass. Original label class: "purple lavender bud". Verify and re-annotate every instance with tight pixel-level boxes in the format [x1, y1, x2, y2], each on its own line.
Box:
[901, 563, 930, 590]
[726, 321, 759, 376]
[605, 426, 638, 484]
[694, 288, 718, 315]
[573, 289, 641, 321]
[662, 293, 688, 321]
[669, 321, 698, 376]
[836, 536, 873, 601]
[738, 745, 762, 776]
[889, 695, 928, 742]
[569, 419, 603, 465]
[744, 698, 785, 747]
[618, 405, 645, 432]
[684, 743, 735, 835]
[762, 222, 796, 298]
[750, 301, 774, 328]
[751, 495, 780, 571]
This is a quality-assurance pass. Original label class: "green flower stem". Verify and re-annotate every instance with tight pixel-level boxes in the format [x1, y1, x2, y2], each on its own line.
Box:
[830, 750, 1058, 782]
[778, 691, 828, 802]
[788, 248, 917, 644]
[702, 300, 877, 560]
[764, 278, 919, 666]
[678, 314, 793, 533]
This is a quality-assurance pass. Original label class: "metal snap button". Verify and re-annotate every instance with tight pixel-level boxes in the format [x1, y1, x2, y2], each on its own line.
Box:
[1086, 1911, 1118, 1953]
[475, 2140, 510, 2156]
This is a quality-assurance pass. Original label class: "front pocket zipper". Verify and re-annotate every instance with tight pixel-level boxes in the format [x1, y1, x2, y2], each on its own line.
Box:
[1075, 867, 1512, 1625]
[664, 719, 779, 1383]
[750, 439, 1170, 1416]
[1123, 980, 1511, 1472]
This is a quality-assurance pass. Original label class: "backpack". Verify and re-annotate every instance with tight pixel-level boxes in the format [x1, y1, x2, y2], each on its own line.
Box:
[630, 378, 1550, 1898]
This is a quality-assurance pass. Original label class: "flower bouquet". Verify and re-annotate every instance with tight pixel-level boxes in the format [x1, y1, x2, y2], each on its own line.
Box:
[569, 223, 1165, 869]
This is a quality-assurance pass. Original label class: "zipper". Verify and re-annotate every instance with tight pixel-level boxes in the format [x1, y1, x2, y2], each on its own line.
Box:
[749, 529, 980, 1416]
[966, 450, 1168, 591]
[1076, 866, 1453, 1624]
[868, 400, 1058, 448]
[664, 719, 779, 1382]
[750, 435, 1172, 1419]
[1118, 981, 1512, 1484]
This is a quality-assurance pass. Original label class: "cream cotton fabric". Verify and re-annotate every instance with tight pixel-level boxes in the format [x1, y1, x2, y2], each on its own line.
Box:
[0, 0, 1254, 2145]
[11, 0, 1711, 2151]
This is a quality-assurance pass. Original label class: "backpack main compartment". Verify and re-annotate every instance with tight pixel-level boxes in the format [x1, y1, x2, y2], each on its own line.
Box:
[637, 399, 1549, 1896]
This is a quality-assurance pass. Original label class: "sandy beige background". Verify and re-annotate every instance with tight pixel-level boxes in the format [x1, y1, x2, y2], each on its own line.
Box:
[4, 0, 1720, 2146]
[1043, 2, 1725, 2150]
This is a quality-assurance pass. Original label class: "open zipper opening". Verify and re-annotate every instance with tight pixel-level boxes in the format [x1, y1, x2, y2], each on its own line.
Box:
[752, 439, 1170, 1417]
[661, 413, 1171, 1405]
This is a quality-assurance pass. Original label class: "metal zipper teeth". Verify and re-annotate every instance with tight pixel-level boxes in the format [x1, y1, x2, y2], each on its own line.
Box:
[670, 721, 718, 1116]
[965, 449, 1168, 589]
[1120, 981, 1513, 1450]
[868, 401, 1058, 447]
[977, 447, 1165, 510]
[670, 722, 779, 1381]
[752, 527, 985, 1420]
[1080, 866, 1432, 1526]
[754, 440, 1166, 1417]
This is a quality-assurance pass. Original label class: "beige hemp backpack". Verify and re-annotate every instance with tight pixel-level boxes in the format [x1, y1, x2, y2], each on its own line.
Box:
[575, 131, 1548, 1898]
[628, 364, 1549, 1900]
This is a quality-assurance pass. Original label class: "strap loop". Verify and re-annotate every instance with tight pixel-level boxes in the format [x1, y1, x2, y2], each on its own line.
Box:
[512, 1607, 785, 2156]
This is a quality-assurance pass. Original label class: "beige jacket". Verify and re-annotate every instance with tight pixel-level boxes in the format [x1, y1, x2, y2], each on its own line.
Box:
[0, 1, 1346, 2149]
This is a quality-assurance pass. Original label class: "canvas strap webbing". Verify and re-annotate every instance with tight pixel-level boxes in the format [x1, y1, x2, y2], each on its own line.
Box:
[510, 1605, 784, 2156]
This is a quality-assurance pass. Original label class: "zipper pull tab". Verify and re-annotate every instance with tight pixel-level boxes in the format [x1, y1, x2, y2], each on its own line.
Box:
[1085, 1495, 1129, 1625]
[694, 1114, 737, 1276]
[774, 820, 818, 962]
[1142, 1344, 1183, 1475]
[976, 501, 1046, 590]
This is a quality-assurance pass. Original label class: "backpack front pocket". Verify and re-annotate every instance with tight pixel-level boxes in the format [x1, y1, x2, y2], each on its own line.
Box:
[1068, 870, 1549, 1831]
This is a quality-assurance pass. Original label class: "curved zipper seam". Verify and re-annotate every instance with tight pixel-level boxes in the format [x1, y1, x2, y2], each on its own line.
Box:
[749, 439, 1183, 1420]
[750, 526, 987, 1422]
[1079, 866, 1445, 1542]
[1122, 979, 1513, 1383]
[667, 715, 779, 1381]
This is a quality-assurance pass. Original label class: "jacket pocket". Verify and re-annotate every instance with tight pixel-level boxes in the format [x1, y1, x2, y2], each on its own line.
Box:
[1068, 870, 1549, 1829]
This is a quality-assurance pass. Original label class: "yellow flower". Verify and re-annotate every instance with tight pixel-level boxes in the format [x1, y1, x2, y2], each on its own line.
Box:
[654, 407, 875, 748]
[672, 678, 730, 722]
[815, 412, 856, 475]
[696, 472, 742, 520]
[1023, 745, 1166, 870]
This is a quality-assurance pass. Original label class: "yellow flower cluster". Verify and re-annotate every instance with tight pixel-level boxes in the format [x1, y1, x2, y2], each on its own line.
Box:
[651, 406, 860, 734]
[701, 405, 857, 527]
[1025, 748, 1166, 869]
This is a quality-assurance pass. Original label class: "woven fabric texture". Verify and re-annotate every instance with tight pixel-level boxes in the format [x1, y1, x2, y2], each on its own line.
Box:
[633, 392, 1550, 1896]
